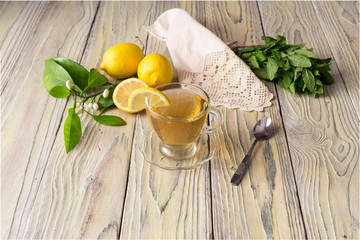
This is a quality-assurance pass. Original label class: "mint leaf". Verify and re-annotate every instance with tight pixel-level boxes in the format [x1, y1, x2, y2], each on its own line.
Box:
[266, 57, 279, 80]
[320, 71, 334, 84]
[255, 51, 267, 62]
[271, 49, 281, 62]
[253, 68, 269, 80]
[241, 52, 253, 60]
[262, 36, 276, 44]
[312, 85, 323, 97]
[293, 49, 318, 59]
[52, 57, 89, 91]
[64, 108, 82, 153]
[282, 59, 291, 71]
[288, 55, 312, 68]
[282, 71, 293, 88]
[283, 43, 306, 53]
[302, 69, 315, 92]
[246, 55, 260, 69]
[289, 82, 296, 94]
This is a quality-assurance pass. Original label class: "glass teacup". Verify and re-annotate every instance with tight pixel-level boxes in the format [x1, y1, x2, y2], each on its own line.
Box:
[145, 83, 222, 159]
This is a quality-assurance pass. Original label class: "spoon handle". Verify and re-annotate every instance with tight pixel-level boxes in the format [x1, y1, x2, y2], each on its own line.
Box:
[230, 139, 258, 185]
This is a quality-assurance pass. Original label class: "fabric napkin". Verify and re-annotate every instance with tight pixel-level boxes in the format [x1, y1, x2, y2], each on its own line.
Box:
[145, 8, 273, 111]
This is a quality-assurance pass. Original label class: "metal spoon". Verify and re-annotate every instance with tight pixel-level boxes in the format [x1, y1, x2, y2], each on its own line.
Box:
[231, 117, 275, 185]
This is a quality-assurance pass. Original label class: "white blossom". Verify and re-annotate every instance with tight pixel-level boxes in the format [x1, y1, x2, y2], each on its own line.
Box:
[66, 80, 72, 90]
[93, 102, 99, 111]
[102, 89, 110, 98]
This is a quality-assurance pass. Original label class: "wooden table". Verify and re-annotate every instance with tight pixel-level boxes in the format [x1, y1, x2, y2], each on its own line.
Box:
[1, 1, 359, 239]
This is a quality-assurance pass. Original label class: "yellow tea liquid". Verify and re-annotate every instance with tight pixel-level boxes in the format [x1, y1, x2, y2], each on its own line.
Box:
[147, 88, 208, 146]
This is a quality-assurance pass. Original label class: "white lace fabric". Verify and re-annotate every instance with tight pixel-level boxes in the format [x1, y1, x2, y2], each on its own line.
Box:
[145, 8, 273, 111]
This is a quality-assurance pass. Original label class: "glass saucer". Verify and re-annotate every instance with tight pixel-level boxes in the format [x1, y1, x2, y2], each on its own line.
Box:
[138, 130, 218, 170]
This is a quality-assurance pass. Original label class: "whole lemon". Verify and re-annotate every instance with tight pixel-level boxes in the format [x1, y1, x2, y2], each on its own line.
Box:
[137, 53, 173, 87]
[100, 43, 144, 79]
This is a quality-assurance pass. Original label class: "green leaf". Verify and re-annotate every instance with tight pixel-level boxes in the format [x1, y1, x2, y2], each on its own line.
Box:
[313, 58, 331, 69]
[241, 52, 253, 60]
[98, 87, 115, 114]
[288, 54, 312, 68]
[255, 51, 267, 62]
[253, 68, 269, 80]
[89, 113, 126, 126]
[236, 46, 258, 55]
[294, 67, 302, 81]
[52, 57, 89, 90]
[43, 59, 73, 91]
[302, 69, 315, 92]
[271, 49, 281, 62]
[262, 36, 276, 44]
[293, 49, 318, 59]
[282, 59, 291, 71]
[281, 71, 293, 88]
[313, 69, 320, 76]
[83, 69, 109, 92]
[266, 57, 279, 80]
[275, 35, 287, 46]
[48, 86, 71, 98]
[64, 108, 82, 153]
[284, 43, 306, 53]
[320, 71, 334, 84]
[246, 55, 260, 69]
[312, 85, 323, 98]
[315, 78, 323, 86]
[289, 82, 296, 94]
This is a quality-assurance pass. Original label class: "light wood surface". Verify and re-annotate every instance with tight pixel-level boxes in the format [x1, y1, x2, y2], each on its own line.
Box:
[258, 1, 359, 239]
[1, 1, 359, 239]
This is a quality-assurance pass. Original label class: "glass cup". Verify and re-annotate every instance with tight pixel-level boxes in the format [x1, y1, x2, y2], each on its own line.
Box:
[145, 83, 222, 159]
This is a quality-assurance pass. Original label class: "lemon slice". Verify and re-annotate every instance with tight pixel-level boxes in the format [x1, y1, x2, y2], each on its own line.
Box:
[113, 78, 148, 113]
[128, 87, 171, 112]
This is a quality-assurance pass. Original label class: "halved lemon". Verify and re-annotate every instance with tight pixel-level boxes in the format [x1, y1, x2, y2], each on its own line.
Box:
[113, 78, 148, 113]
[128, 87, 171, 112]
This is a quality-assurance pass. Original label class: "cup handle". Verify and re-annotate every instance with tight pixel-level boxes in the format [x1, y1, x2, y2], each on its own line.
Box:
[202, 107, 223, 134]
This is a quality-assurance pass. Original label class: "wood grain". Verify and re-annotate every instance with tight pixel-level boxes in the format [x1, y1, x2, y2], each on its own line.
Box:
[120, 2, 213, 239]
[1, 2, 98, 238]
[258, 1, 359, 239]
[312, 1, 359, 116]
[3, 1, 151, 239]
[203, 2, 306, 239]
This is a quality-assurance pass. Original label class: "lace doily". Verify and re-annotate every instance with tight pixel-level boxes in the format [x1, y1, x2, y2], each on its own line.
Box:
[179, 46, 273, 111]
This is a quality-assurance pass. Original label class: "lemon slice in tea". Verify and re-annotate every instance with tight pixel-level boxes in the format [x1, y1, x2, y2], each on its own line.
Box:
[128, 87, 170, 112]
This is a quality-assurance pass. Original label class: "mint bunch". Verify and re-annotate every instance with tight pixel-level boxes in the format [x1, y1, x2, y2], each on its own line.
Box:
[234, 35, 334, 97]
[43, 57, 126, 153]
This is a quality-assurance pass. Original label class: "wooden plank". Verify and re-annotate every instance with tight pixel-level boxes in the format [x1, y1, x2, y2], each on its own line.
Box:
[1, 2, 99, 238]
[203, 2, 306, 239]
[7, 2, 154, 239]
[0, 2, 29, 44]
[120, 2, 213, 239]
[0, 2, 45, 92]
[312, 1, 359, 116]
[258, 1, 359, 239]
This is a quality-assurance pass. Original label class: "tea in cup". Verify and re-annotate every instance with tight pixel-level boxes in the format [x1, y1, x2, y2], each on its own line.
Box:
[145, 83, 222, 159]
